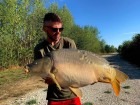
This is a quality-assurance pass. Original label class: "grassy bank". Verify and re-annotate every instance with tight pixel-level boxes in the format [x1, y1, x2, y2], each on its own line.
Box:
[0, 69, 30, 86]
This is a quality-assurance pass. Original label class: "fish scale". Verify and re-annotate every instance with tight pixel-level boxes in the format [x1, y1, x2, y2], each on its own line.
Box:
[51, 49, 109, 66]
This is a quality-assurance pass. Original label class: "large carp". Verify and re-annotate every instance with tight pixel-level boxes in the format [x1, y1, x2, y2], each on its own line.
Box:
[26, 49, 128, 97]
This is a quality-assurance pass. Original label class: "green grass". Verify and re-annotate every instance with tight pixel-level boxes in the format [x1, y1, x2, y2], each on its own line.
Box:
[123, 86, 130, 89]
[104, 90, 112, 94]
[26, 99, 37, 105]
[125, 91, 130, 94]
[83, 102, 93, 105]
[0, 69, 30, 86]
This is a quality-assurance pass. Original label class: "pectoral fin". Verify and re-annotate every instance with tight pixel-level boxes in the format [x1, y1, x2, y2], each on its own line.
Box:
[50, 73, 62, 90]
[69, 87, 82, 98]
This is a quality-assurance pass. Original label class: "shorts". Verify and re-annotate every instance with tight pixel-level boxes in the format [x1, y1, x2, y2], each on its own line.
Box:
[48, 97, 81, 105]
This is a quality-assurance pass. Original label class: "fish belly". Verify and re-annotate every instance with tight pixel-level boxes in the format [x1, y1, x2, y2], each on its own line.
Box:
[54, 62, 98, 88]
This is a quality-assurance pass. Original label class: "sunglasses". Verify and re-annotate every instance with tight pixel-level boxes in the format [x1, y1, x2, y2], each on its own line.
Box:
[46, 26, 64, 32]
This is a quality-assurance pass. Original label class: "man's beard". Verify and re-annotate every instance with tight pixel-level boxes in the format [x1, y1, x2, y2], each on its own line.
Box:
[47, 33, 60, 41]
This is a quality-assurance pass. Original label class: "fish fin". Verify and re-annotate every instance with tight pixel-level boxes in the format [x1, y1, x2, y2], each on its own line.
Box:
[110, 68, 128, 96]
[69, 87, 82, 98]
[115, 69, 129, 83]
[111, 68, 128, 96]
[99, 76, 121, 96]
[98, 77, 111, 83]
[50, 73, 62, 90]
[111, 79, 120, 96]
[98, 67, 128, 96]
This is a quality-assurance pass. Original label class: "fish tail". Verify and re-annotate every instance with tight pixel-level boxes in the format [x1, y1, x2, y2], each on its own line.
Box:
[111, 78, 120, 96]
[115, 69, 129, 83]
[99, 67, 129, 96]
[110, 68, 128, 96]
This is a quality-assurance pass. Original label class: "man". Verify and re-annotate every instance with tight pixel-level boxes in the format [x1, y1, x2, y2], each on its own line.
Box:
[34, 13, 81, 105]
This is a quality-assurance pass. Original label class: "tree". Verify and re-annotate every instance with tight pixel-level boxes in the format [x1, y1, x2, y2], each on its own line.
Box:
[0, 0, 46, 68]
[100, 39, 106, 53]
[119, 34, 140, 66]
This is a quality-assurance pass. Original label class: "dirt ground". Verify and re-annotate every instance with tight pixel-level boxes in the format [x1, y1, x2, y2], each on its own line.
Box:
[0, 76, 47, 103]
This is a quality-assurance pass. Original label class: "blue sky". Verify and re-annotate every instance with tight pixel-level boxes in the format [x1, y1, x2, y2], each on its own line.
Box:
[46, 0, 140, 48]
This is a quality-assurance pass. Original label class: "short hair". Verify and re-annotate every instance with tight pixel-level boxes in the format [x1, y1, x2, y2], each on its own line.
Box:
[43, 13, 62, 23]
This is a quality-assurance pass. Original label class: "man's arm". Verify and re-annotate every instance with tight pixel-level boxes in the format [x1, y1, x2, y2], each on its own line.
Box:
[34, 50, 42, 60]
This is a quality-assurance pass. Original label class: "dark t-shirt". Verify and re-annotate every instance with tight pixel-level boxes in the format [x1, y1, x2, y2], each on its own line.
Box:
[34, 37, 77, 101]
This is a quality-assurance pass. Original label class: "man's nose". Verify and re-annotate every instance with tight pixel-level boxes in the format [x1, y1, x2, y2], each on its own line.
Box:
[57, 29, 60, 33]
[56, 29, 60, 33]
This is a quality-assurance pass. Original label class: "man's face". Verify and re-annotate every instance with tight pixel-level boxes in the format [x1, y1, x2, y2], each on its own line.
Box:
[43, 21, 63, 42]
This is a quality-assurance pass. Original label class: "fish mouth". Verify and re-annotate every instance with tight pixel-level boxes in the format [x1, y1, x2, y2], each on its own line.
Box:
[24, 63, 34, 73]
[25, 62, 36, 72]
